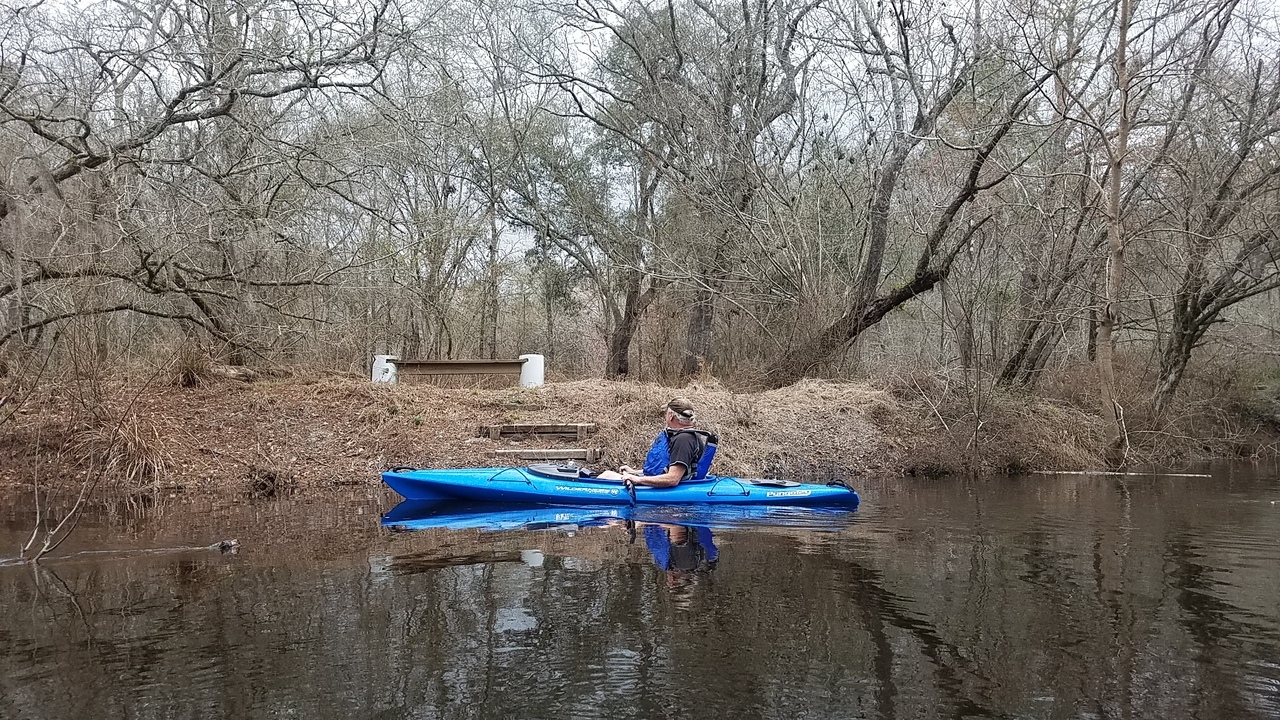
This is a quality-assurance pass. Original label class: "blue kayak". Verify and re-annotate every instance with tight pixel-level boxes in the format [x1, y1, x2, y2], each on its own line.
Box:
[381, 463, 860, 506]
[382, 499, 859, 532]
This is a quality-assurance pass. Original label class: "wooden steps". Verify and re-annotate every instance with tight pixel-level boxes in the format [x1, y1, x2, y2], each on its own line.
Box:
[478, 423, 597, 441]
[482, 423, 602, 464]
[493, 448, 603, 463]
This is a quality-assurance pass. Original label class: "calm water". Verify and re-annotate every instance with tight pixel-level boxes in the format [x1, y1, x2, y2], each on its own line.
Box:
[1, 467, 1278, 719]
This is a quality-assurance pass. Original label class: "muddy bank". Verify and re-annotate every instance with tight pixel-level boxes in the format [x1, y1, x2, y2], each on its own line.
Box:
[1, 373, 1132, 495]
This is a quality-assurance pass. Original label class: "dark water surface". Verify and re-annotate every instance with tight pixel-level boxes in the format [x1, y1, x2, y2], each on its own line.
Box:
[2, 467, 1278, 719]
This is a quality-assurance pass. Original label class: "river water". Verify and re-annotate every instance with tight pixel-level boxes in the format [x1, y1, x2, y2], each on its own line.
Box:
[1, 467, 1278, 719]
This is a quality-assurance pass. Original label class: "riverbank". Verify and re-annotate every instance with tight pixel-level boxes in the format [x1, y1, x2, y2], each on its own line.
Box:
[0, 370, 1275, 495]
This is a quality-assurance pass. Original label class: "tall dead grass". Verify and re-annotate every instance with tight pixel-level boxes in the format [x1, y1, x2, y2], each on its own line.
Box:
[5, 353, 1277, 500]
[70, 412, 173, 495]
[172, 344, 214, 388]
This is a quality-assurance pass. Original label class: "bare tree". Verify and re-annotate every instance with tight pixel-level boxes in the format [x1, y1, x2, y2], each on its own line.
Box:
[1151, 44, 1280, 413]
[543, 0, 818, 377]
[500, 112, 666, 377]
[0, 0, 408, 358]
[1042, 0, 1247, 463]
[762, 0, 1065, 386]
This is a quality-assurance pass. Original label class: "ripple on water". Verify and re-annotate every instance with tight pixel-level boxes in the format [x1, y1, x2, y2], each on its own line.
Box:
[1244, 660, 1280, 717]
[1202, 528, 1280, 573]
[1166, 527, 1280, 635]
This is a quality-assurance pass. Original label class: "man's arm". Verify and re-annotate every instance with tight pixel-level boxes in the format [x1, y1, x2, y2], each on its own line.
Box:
[624, 431, 697, 487]
[623, 464, 686, 488]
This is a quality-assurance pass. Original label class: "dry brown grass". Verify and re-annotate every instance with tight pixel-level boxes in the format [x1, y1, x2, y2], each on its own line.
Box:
[875, 368, 1106, 475]
[1125, 356, 1280, 465]
[2, 359, 1276, 494]
[1010, 353, 1280, 468]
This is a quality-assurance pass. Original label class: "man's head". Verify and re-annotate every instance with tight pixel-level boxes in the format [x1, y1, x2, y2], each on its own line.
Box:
[665, 397, 696, 427]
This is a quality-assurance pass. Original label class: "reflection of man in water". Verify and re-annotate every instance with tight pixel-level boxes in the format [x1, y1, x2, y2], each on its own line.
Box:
[643, 523, 718, 578]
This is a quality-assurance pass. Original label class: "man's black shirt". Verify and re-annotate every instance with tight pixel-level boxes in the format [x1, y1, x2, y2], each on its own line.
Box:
[664, 429, 703, 475]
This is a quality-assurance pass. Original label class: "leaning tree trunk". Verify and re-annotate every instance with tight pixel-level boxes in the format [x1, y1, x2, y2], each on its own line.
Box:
[767, 267, 953, 386]
[761, 63, 1047, 387]
[1153, 332, 1197, 416]
[999, 320, 1050, 387]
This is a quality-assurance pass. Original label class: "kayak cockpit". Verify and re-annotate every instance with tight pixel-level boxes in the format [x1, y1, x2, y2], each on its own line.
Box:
[523, 463, 719, 484]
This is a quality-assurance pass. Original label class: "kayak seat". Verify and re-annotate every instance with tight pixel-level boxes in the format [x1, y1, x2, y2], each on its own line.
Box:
[692, 434, 718, 480]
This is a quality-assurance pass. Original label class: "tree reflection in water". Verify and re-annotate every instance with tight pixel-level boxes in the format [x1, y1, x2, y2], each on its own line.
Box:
[0, 473, 1278, 719]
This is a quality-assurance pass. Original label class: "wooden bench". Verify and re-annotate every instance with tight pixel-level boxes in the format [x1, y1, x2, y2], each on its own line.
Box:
[390, 358, 527, 383]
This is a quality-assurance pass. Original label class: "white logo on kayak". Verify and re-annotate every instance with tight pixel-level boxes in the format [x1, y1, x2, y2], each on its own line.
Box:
[555, 486, 619, 495]
[556, 511, 619, 521]
[766, 490, 812, 497]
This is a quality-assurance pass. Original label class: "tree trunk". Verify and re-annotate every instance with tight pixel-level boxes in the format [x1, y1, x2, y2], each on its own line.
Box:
[1021, 332, 1060, 386]
[605, 270, 654, 378]
[767, 268, 948, 387]
[1086, 301, 1098, 362]
[998, 320, 1043, 386]
[1096, 0, 1133, 468]
[480, 198, 500, 359]
[608, 160, 661, 378]
[405, 304, 422, 359]
[1153, 335, 1195, 416]
[680, 205, 735, 379]
[681, 289, 716, 377]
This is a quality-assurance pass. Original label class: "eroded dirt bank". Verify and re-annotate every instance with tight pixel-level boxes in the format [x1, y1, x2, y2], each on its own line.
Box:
[0, 374, 1123, 495]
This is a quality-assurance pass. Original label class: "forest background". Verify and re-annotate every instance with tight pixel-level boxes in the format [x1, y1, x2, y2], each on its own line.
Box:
[3, 0, 1280, 492]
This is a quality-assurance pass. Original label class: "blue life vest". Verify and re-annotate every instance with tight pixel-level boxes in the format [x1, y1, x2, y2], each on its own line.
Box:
[644, 524, 718, 570]
[642, 429, 719, 480]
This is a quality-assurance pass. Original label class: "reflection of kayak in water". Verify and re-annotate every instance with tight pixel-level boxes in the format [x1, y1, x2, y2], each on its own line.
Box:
[381, 499, 859, 533]
[382, 464, 860, 506]
[382, 500, 624, 532]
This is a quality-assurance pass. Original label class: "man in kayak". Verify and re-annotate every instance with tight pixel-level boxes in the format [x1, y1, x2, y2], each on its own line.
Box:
[601, 397, 713, 489]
